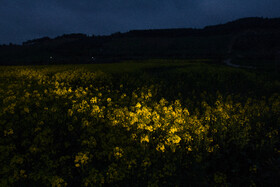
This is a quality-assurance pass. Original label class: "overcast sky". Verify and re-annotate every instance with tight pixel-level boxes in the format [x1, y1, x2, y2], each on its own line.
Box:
[1, 0, 280, 44]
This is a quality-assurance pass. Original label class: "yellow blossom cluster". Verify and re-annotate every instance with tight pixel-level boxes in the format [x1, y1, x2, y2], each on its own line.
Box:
[1, 63, 280, 186]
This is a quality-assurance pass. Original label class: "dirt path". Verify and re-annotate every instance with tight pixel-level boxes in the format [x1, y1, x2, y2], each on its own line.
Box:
[224, 31, 256, 69]
[224, 58, 256, 69]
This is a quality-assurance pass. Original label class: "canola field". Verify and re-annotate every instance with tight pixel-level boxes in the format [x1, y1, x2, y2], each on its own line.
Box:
[1, 60, 280, 186]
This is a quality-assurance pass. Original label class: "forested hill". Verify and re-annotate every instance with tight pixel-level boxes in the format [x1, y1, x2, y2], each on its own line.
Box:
[124, 17, 280, 37]
[1, 17, 280, 65]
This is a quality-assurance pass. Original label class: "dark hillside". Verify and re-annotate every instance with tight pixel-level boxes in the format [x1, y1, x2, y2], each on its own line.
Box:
[0, 17, 280, 66]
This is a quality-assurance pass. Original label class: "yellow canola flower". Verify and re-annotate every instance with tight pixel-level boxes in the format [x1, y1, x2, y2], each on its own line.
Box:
[24, 107, 30, 113]
[113, 147, 124, 159]
[137, 123, 145, 130]
[121, 93, 126, 99]
[174, 117, 185, 124]
[169, 126, 178, 134]
[4, 129, 14, 136]
[140, 135, 149, 143]
[74, 152, 89, 167]
[83, 120, 89, 127]
[91, 105, 101, 116]
[156, 143, 165, 152]
[51, 176, 67, 187]
[25, 92, 30, 98]
[135, 102, 141, 109]
[159, 98, 168, 106]
[147, 91, 152, 98]
[166, 134, 181, 145]
[131, 133, 137, 140]
[20, 170, 27, 178]
[183, 108, 190, 116]
[68, 109, 73, 117]
[154, 122, 162, 129]
[90, 97, 98, 104]
[144, 125, 154, 132]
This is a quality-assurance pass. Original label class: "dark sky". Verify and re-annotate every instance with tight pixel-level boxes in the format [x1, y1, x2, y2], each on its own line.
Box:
[1, 0, 280, 44]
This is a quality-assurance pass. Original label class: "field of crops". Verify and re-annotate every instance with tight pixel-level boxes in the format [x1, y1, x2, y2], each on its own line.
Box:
[1, 60, 280, 186]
